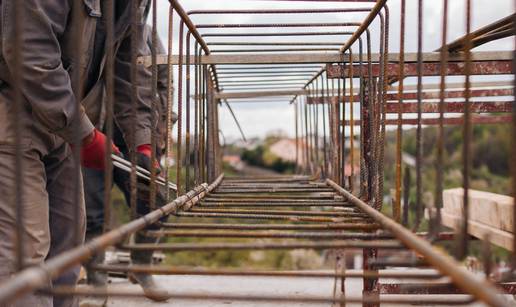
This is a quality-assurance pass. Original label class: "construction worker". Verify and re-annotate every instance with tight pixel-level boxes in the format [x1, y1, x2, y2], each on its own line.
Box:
[82, 24, 177, 302]
[0, 1, 151, 307]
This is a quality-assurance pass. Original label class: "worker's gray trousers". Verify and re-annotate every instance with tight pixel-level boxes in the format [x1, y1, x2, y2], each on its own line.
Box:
[0, 131, 86, 307]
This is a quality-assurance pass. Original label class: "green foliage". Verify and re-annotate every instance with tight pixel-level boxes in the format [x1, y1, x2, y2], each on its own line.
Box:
[241, 144, 296, 174]
[241, 145, 265, 166]
[381, 123, 512, 263]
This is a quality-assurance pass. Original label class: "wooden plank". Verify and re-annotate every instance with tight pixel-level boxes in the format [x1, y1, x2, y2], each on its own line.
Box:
[441, 211, 514, 251]
[443, 188, 514, 233]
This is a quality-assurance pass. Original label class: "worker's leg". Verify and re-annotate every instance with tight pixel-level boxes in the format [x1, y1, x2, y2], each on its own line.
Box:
[82, 167, 109, 286]
[0, 144, 52, 307]
[46, 141, 86, 307]
[83, 168, 106, 237]
[113, 162, 169, 302]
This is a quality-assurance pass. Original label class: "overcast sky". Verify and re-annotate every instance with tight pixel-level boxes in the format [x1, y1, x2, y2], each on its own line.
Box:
[150, 0, 514, 142]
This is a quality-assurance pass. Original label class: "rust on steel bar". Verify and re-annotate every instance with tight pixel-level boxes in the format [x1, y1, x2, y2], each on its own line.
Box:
[309, 88, 514, 103]
[198, 202, 354, 207]
[90, 265, 442, 279]
[326, 60, 514, 78]
[187, 208, 366, 218]
[323, 100, 512, 114]
[208, 42, 346, 46]
[212, 48, 342, 53]
[202, 31, 358, 37]
[189, 8, 377, 15]
[0, 175, 224, 305]
[169, 0, 208, 53]
[139, 51, 512, 66]
[343, 115, 513, 126]
[46, 287, 475, 305]
[378, 282, 516, 295]
[122, 240, 405, 252]
[174, 212, 370, 223]
[158, 222, 381, 231]
[339, 0, 386, 53]
[442, 13, 515, 52]
[196, 22, 361, 29]
[326, 179, 510, 307]
[145, 230, 389, 240]
[382, 101, 512, 114]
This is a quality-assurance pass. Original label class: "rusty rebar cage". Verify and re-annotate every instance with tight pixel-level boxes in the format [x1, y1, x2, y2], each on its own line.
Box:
[0, 0, 515, 306]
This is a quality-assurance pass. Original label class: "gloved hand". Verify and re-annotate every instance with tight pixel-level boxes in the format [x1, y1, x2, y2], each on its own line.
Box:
[81, 129, 120, 170]
[113, 144, 168, 211]
[136, 144, 161, 175]
[134, 144, 167, 207]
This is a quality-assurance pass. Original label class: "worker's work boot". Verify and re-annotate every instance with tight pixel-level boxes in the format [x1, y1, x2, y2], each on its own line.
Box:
[81, 251, 108, 307]
[128, 232, 169, 302]
[86, 251, 108, 286]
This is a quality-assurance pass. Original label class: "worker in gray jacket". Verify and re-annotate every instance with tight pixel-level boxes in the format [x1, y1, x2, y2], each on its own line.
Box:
[0, 1, 151, 306]
[83, 24, 177, 302]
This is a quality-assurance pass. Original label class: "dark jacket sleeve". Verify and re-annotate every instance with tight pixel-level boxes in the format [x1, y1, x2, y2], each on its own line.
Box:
[154, 29, 177, 153]
[1, 0, 94, 143]
[114, 23, 175, 151]
[113, 24, 153, 149]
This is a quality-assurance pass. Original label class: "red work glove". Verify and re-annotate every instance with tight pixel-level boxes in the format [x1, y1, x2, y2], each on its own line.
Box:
[81, 129, 120, 170]
[136, 144, 153, 158]
[136, 144, 161, 173]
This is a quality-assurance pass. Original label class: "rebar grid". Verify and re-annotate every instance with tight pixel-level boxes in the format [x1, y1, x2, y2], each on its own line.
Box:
[0, 0, 515, 306]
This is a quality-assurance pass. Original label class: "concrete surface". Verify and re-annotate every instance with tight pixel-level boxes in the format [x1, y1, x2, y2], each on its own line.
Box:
[89, 273, 505, 307]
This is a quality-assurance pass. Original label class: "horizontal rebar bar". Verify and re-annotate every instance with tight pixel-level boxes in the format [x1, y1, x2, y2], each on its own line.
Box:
[121, 240, 405, 252]
[175, 211, 371, 223]
[145, 230, 391, 240]
[188, 208, 363, 217]
[45, 287, 476, 305]
[158, 222, 381, 231]
[0, 175, 225, 305]
[212, 188, 335, 193]
[198, 202, 352, 207]
[90, 265, 442, 279]
[325, 179, 510, 306]
[202, 197, 341, 202]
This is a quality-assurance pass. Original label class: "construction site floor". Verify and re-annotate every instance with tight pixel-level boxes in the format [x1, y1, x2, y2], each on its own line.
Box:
[89, 273, 504, 307]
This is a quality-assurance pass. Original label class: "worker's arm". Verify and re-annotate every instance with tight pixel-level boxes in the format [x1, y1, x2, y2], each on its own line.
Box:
[1, 0, 94, 144]
[113, 24, 154, 151]
[155, 28, 177, 153]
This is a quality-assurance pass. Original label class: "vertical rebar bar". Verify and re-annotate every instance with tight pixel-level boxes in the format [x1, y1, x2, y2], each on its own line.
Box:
[394, 0, 405, 223]
[176, 22, 185, 195]
[433, 0, 448, 238]
[349, 50, 355, 192]
[165, 6, 175, 200]
[185, 33, 192, 191]
[150, 0, 159, 210]
[103, 0, 115, 231]
[458, 0, 472, 260]
[414, 0, 424, 230]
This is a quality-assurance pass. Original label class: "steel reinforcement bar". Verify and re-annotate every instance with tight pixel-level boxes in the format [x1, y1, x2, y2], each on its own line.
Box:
[0, 175, 224, 305]
[326, 179, 510, 307]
